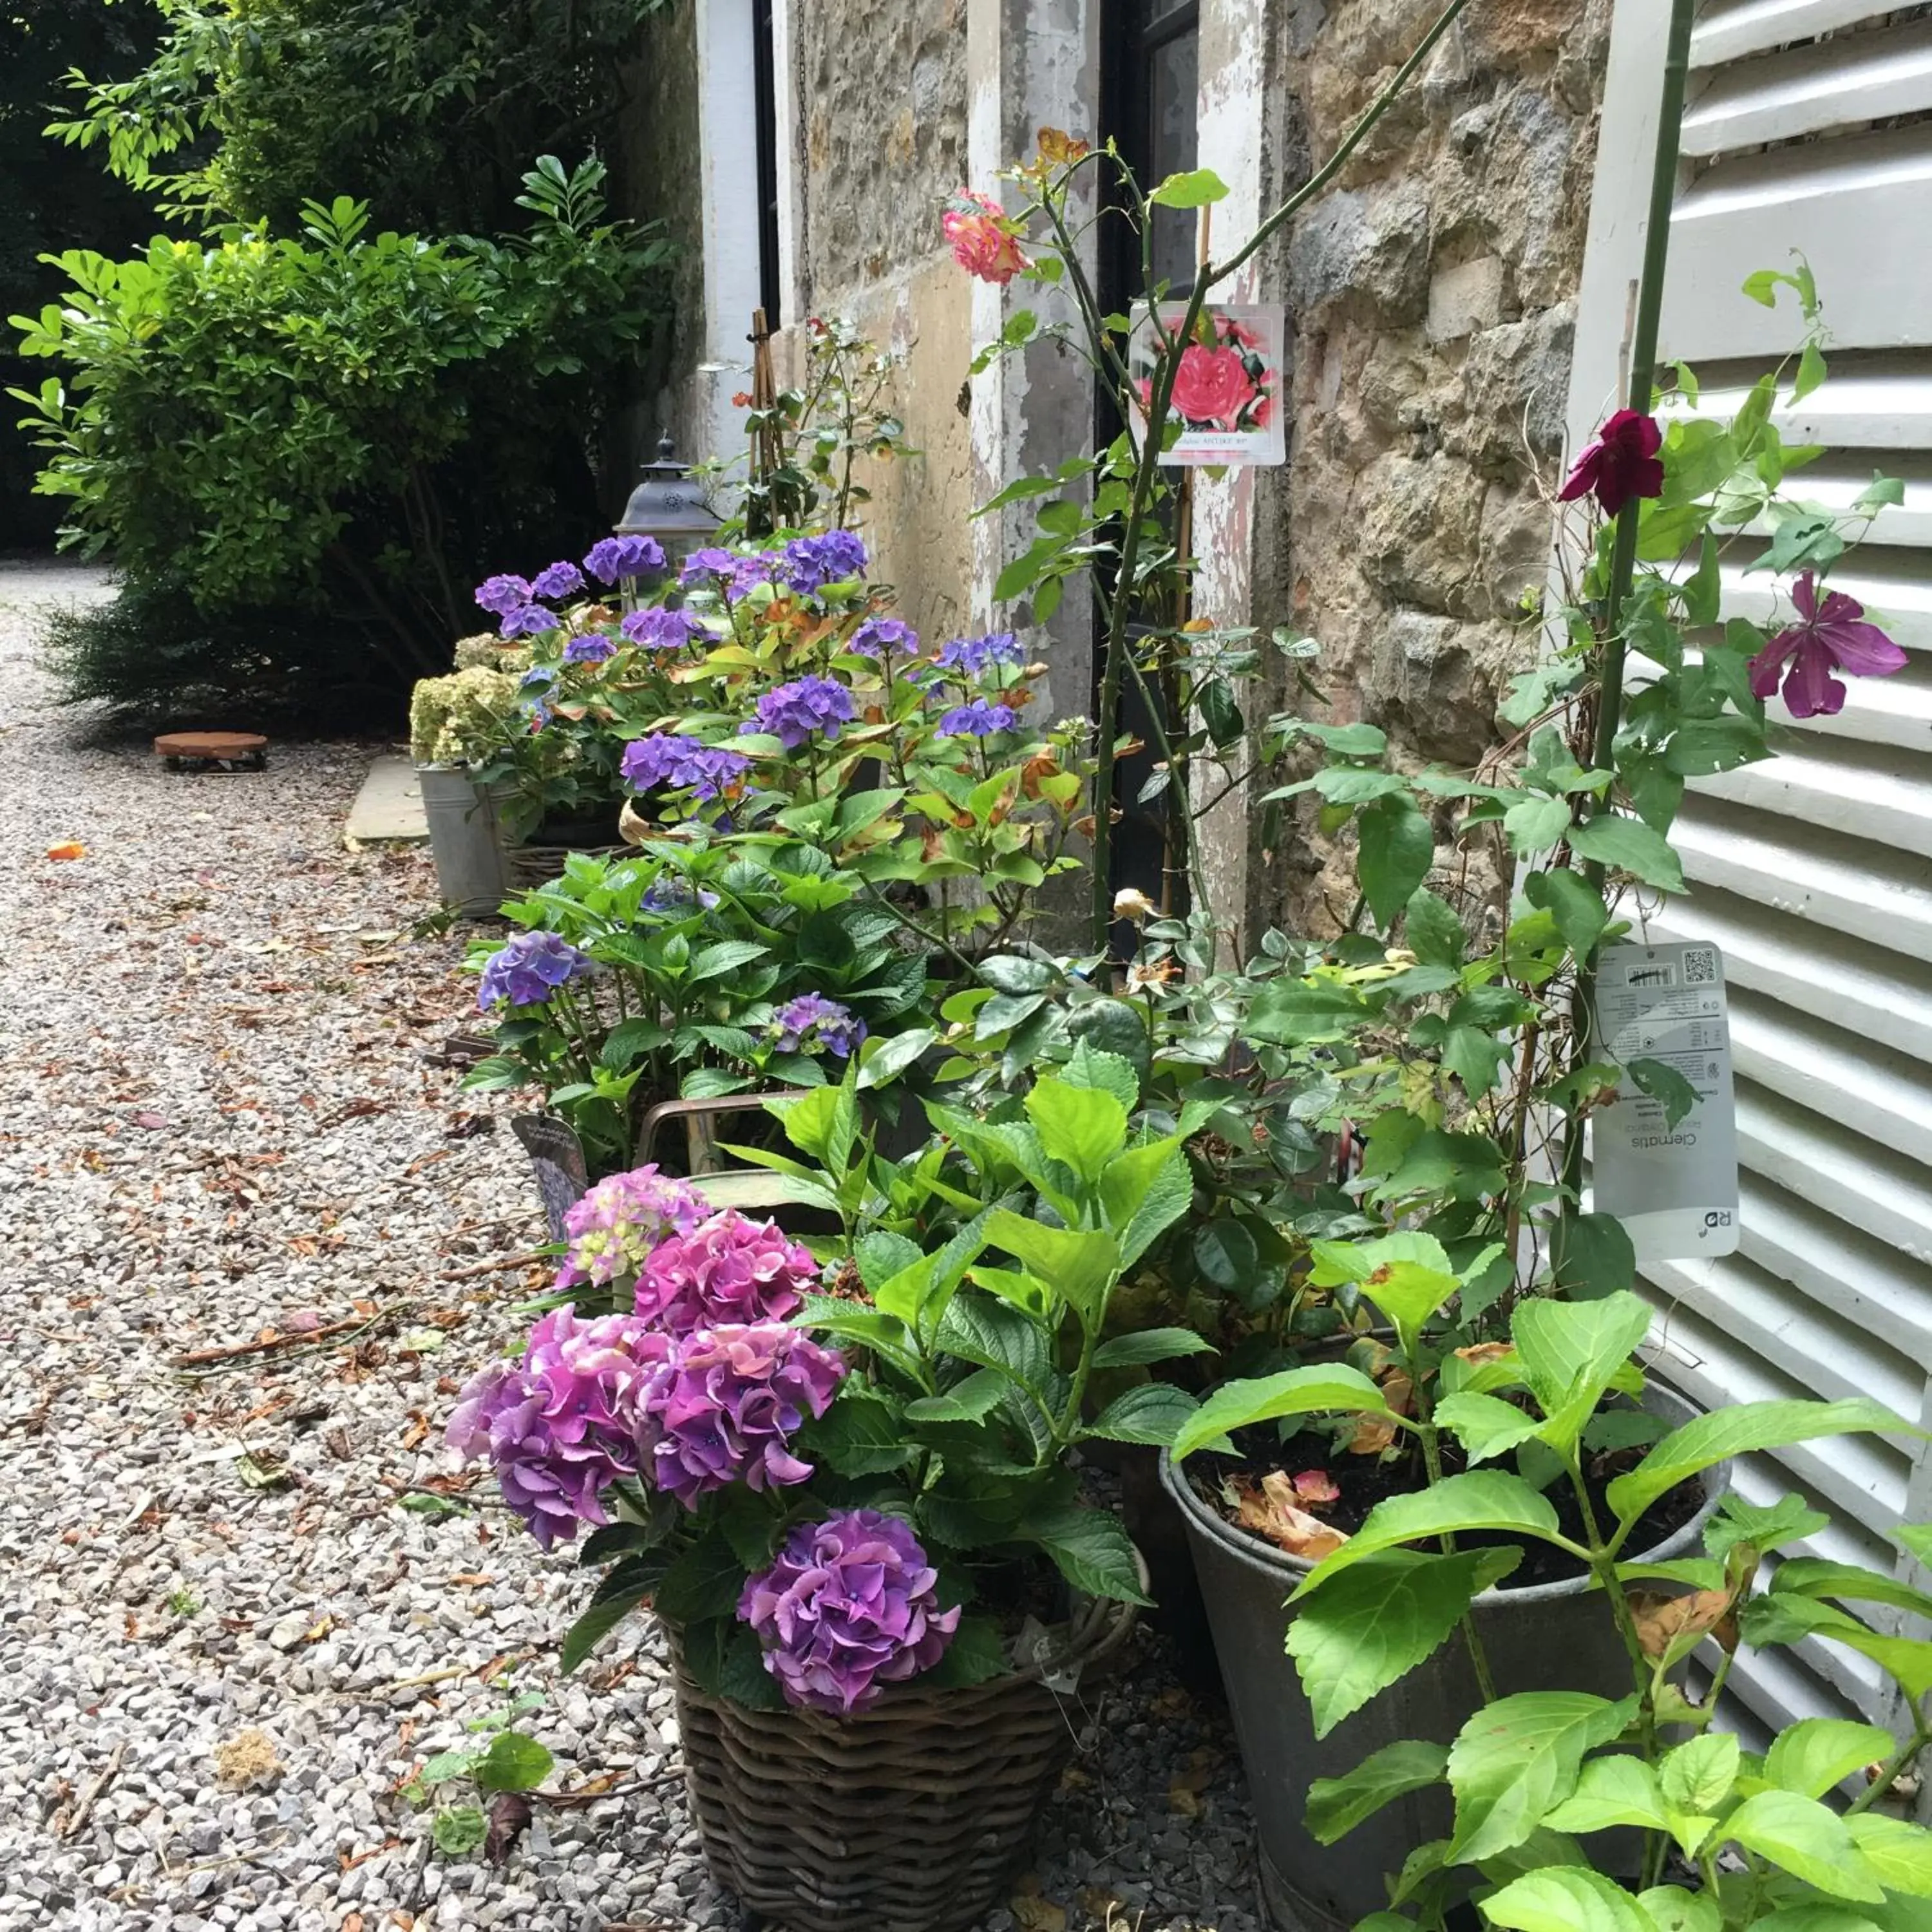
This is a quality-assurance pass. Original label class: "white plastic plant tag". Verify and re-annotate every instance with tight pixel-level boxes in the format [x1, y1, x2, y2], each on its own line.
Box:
[1589, 939, 1740, 1264]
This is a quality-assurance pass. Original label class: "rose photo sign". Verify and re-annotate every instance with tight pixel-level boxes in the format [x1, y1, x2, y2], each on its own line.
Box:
[1131, 302, 1286, 466]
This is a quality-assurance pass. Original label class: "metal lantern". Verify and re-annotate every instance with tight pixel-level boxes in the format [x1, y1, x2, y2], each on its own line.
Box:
[616, 435, 719, 565]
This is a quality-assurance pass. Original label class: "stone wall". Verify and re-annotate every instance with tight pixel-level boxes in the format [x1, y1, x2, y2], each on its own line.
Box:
[1263, 0, 1613, 926]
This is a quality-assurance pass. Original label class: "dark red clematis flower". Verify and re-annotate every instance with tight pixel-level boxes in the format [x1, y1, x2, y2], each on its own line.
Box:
[1559, 409, 1665, 516]
[1747, 569, 1908, 719]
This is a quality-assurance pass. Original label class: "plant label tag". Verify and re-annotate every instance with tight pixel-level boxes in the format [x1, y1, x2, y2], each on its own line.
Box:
[1589, 940, 1739, 1263]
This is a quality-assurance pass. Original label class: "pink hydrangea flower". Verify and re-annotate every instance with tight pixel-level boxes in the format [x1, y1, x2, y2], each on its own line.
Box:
[942, 191, 1030, 285]
[739, 1509, 961, 1714]
[636, 1321, 844, 1508]
[555, 1165, 710, 1294]
[634, 1211, 822, 1335]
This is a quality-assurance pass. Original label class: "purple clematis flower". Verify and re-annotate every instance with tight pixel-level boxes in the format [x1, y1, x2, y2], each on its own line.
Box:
[477, 931, 592, 1010]
[1748, 569, 1909, 719]
[531, 560, 586, 600]
[849, 616, 919, 657]
[621, 607, 708, 650]
[475, 573, 534, 618]
[937, 698, 1018, 738]
[737, 1509, 961, 1714]
[562, 633, 619, 665]
[755, 676, 856, 748]
[1558, 410, 1664, 517]
[583, 535, 667, 584]
[772, 992, 867, 1059]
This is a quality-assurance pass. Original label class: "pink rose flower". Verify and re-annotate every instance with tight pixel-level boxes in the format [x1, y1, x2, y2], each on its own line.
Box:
[1170, 343, 1257, 427]
[942, 191, 1030, 285]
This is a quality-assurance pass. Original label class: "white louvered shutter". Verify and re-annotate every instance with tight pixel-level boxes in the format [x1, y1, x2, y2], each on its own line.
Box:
[1567, 0, 1932, 1746]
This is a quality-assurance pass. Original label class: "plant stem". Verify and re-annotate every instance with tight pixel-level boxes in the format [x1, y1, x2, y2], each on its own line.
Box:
[1412, 1368, 1500, 1702]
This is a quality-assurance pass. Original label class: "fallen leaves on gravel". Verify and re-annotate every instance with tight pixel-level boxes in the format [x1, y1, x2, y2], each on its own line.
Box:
[46, 840, 86, 860]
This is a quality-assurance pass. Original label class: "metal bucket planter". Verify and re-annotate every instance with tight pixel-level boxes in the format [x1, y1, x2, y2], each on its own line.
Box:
[666, 1586, 1139, 1932]
[418, 766, 515, 915]
[1158, 1383, 1728, 1932]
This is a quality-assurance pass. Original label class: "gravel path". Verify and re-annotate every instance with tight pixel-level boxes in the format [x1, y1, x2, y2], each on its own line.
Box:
[0, 560, 1262, 1932]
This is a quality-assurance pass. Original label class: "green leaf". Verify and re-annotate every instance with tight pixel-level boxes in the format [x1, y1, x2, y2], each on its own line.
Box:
[654, 1533, 746, 1624]
[1741, 1593, 1932, 1700]
[434, 1805, 488, 1855]
[1542, 1753, 1669, 1834]
[1504, 793, 1573, 855]
[1772, 1558, 1932, 1624]
[1092, 1327, 1217, 1370]
[475, 1731, 554, 1794]
[1172, 1364, 1391, 1462]
[1766, 1719, 1897, 1801]
[1704, 1492, 1828, 1562]
[1660, 1731, 1739, 1813]
[1566, 813, 1685, 891]
[1305, 1739, 1450, 1846]
[1847, 1815, 1932, 1898]
[1025, 1075, 1127, 1182]
[983, 1210, 1120, 1329]
[1638, 1886, 1721, 1932]
[1550, 1211, 1637, 1302]
[1434, 1392, 1545, 1464]
[1511, 1289, 1654, 1459]
[1405, 887, 1466, 968]
[1059, 1038, 1141, 1108]
[1193, 1216, 1261, 1294]
[1683, 533, 1722, 626]
[1724, 1790, 1888, 1902]
[857, 1026, 938, 1089]
[1446, 1691, 1640, 1861]
[1310, 1231, 1459, 1348]
[1627, 1056, 1700, 1131]
[905, 1367, 1010, 1424]
[1028, 1504, 1150, 1604]
[1084, 1381, 1198, 1446]
[1482, 1864, 1655, 1932]
[690, 938, 767, 981]
[1289, 1549, 1522, 1738]
[1748, 1909, 1885, 1932]
[1527, 866, 1611, 961]
[1357, 794, 1436, 931]
[1792, 338, 1828, 404]
[1148, 167, 1230, 207]
[1608, 1399, 1919, 1529]
[922, 1613, 1010, 1689]
[1295, 1473, 1571, 1598]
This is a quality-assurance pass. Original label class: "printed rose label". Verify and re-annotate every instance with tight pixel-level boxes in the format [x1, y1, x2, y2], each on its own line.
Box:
[1130, 302, 1287, 467]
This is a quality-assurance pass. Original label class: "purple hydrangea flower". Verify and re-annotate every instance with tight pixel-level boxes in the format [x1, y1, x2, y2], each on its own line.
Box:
[849, 616, 919, 658]
[621, 734, 753, 804]
[583, 535, 667, 584]
[634, 1211, 821, 1335]
[556, 1164, 711, 1294]
[782, 530, 869, 596]
[937, 699, 1018, 738]
[635, 1321, 845, 1508]
[772, 992, 867, 1059]
[640, 876, 721, 915]
[476, 931, 592, 1010]
[738, 1510, 961, 1713]
[445, 1307, 669, 1549]
[531, 560, 586, 600]
[562, 633, 619, 666]
[754, 676, 856, 748]
[475, 573, 534, 617]
[934, 632, 1025, 677]
[500, 603, 561, 638]
[621, 607, 708, 650]
[679, 547, 740, 587]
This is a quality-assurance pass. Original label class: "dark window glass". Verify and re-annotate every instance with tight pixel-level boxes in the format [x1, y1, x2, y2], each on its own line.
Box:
[752, 0, 782, 327]
[1146, 24, 1199, 292]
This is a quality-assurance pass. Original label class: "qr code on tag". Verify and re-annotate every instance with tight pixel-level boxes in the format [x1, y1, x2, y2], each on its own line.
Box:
[1682, 947, 1718, 985]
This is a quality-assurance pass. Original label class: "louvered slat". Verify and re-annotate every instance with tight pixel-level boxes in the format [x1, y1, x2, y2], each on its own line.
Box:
[1691, 0, 1908, 68]
[1680, 19, 1932, 155]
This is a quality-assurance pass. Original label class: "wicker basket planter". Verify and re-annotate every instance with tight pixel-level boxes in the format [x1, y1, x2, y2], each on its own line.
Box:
[666, 1586, 1139, 1932]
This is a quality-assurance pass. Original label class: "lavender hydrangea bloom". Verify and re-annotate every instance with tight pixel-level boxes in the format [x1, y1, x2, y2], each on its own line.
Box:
[446, 1307, 668, 1549]
[476, 931, 592, 1010]
[562, 634, 619, 666]
[640, 876, 721, 915]
[500, 603, 561, 638]
[621, 734, 752, 804]
[782, 530, 869, 596]
[934, 632, 1025, 677]
[555, 1164, 710, 1293]
[772, 992, 867, 1059]
[937, 699, 1018, 738]
[679, 547, 741, 587]
[848, 616, 919, 658]
[475, 573, 534, 617]
[621, 607, 708, 650]
[738, 1510, 961, 1713]
[755, 676, 856, 748]
[636, 1321, 845, 1507]
[583, 535, 667, 584]
[634, 1211, 821, 1334]
[531, 560, 586, 600]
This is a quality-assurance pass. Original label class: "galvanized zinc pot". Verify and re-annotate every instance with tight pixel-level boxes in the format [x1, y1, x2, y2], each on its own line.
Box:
[417, 766, 515, 915]
[1158, 1383, 1728, 1932]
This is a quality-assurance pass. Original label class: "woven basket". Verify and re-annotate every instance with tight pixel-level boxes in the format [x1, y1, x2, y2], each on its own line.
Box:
[502, 839, 629, 893]
[668, 1588, 1139, 1932]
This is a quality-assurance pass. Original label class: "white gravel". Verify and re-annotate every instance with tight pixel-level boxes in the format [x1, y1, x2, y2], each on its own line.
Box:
[0, 560, 1262, 1932]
